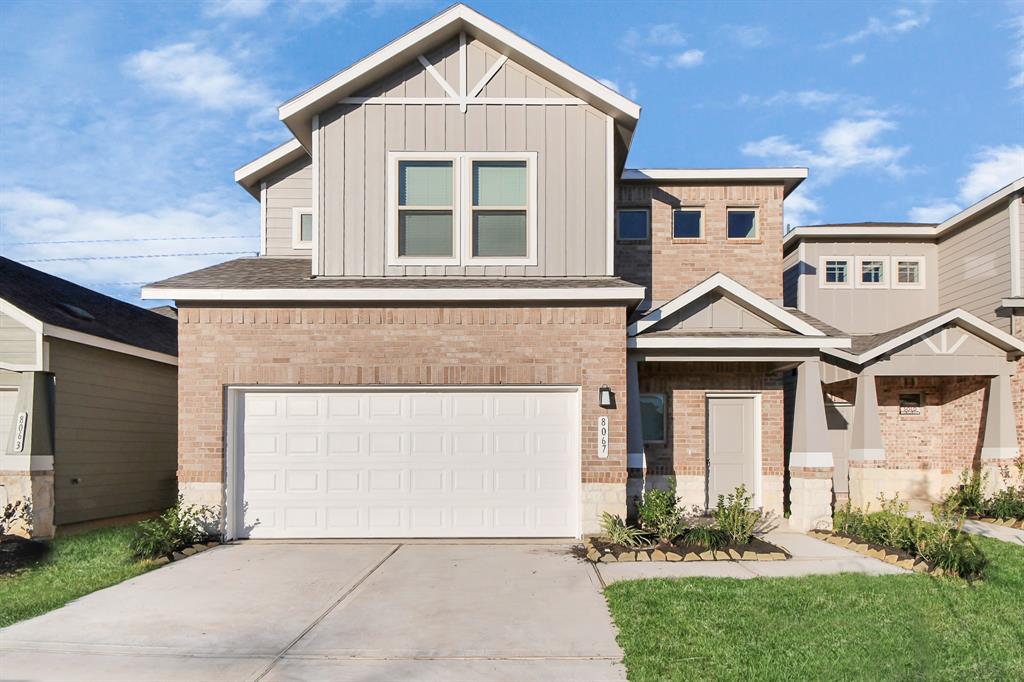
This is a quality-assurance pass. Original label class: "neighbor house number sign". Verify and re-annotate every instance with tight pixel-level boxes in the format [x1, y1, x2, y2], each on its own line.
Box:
[597, 416, 609, 458]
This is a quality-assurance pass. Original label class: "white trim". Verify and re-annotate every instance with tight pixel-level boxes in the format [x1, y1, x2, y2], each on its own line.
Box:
[628, 336, 850, 350]
[797, 241, 807, 311]
[0, 455, 54, 472]
[818, 256, 852, 289]
[0, 299, 43, 334]
[629, 272, 826, 337]
[468, 54, 508, 98]
[339, 96, 585, 105]
[706, 392, 762, 509]
[417, 54, 460, 99]
[234, 139, 307, 197]
[42, 324, 178, 365]
[458, 31, 467, 111]
[312, 114, 321, 276]
[616, 207, 650, 241]
[141, 285, 646, 303]
[890, 255, 926, 290]
[623, 167, 807, 198]
[259, 182, 268, 256]
[291, 207, 314, 250]
[726, 206, 759, 240]
[981, 446, 1021, 460]
[789, 451, 833, 468]
[1010, 196, 1021, 297]
[605, 116, 615, 276]
[671, 207, 705, 240]
[854, 256, 888, 289]
[1001, 297, 1024, 308]
[223, 384, 584, 541]
[1, 299, 45, 372]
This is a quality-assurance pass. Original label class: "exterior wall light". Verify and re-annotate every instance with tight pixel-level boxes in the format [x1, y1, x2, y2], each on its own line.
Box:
[599, 385, 614, 408]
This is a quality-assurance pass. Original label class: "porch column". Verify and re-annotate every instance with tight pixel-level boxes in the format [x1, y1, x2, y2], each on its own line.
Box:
[625, 357, 645, 469]
[981, 373, 1021, 492]
[789, 359, 834, 531]
[848, 372, 885, 509]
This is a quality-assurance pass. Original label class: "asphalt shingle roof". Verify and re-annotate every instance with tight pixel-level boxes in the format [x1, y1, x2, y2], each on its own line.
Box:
[846, 310, 953, 356]
[0, 257, 177, 357]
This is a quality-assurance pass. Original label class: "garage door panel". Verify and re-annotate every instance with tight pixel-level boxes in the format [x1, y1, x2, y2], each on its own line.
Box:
[238, 390, 578, 538]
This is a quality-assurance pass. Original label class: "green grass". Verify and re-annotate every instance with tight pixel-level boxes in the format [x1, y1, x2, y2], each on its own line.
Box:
[605, 537, 1024, 681]
[0, 526, 156, 628]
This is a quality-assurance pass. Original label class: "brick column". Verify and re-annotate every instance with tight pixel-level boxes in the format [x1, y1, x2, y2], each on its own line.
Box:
[981, 372, 1022, 494]
[848, 372, 885, 509]
[789, 359, 834, 530]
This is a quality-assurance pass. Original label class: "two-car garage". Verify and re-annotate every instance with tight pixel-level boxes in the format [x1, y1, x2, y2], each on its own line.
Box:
[229, 388, 580, 539]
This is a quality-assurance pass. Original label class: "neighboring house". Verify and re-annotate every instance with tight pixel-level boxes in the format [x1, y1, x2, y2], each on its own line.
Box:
[783, 179, 1024, 510]
[0, 258, 178, 536]
[142, 4, 1018, 540]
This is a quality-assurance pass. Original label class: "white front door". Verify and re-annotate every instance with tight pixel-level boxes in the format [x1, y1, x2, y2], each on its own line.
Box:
[706, 395, 759, 508]
[235, 389, 579, 539]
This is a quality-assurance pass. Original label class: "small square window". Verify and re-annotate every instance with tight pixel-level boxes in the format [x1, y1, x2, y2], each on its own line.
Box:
[861, 260, 885, 284]
[640, 394, 665, 443]
[292, 207, 314, 249]
[899, 393, 923, 417]
[727, 209, 758, 239]
[673, 209, 703, 239]
[893, 258, 925, 289]
[617, 209, 649, 241]
[825, 259, 848, 284]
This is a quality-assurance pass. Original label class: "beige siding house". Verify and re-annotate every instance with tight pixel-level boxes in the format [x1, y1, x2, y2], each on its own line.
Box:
[0, 258, 178, 536]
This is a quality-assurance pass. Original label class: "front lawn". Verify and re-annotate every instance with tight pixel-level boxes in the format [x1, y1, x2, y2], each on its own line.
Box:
[605, 536, 1024, 681]
[0, 526, 155, 628]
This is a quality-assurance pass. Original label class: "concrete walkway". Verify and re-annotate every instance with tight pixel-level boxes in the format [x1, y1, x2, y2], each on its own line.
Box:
[916, 512, 1024, 545]
[596, 531, 907, 584]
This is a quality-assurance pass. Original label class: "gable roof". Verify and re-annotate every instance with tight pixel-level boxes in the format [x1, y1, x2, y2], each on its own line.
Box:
[825, 308, 1024, 365]
[277, 4, 641, 149]
[234, 139, 307, 198]
[0, 257, 177, 359]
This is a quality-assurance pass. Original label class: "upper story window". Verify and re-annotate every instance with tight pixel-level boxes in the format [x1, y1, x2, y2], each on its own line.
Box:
[893, 257, 925, 289]
[292, 208, 313, 250]
[727, 208, 758, 239]
[387, 152, 537, 266]
[672, 209, 703, 239]
[820, 257, 851, 288]
[856, 256, 887, 288]
[617, 209, 650, 241]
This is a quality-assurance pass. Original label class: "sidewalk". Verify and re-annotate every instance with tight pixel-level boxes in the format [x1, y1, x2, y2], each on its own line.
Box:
[916, 512, 1024, 545]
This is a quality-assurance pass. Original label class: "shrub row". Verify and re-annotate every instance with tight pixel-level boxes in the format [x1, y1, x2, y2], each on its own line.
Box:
[945, 461, 1024, 522]
[129, 497, 221, 560]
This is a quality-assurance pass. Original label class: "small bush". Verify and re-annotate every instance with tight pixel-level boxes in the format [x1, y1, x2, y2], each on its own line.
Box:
[943, 463, 1024, 521]
[130, 498, 219, 559]
[947, 469, 986, 516]
[635, 479, 685, 543]
[600, 512, 647, 548]
[681, 525, 729, 550]
[713, 484, 761, 545]
[0, 499, 33, 537]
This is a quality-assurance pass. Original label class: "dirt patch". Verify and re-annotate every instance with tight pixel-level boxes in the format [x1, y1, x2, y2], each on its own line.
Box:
[0, 535, 49, 574]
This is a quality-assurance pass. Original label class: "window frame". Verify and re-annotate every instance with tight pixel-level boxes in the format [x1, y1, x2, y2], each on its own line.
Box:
[292, 207, 314, 250]
[726, 207, 760, 241]
[616, 208, 650, 242]
[386, 151, 538, 267]
[639, 393, 667, 444]
[891, 256, 926, 290]
[672, 207, 705, 241]
[855, 255, 889, 289]
[818, 256, 852, 289]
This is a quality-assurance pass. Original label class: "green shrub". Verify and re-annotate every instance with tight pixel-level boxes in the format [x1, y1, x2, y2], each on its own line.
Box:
[635, 479, 684, 543]
[713, 484, 761, 545]
[129, 497, 219, 559]
[943, 463, 1024, 521]
[988, 487, 1024, 520]
[599, 512, 647, 548]
[681, 525, 729, 550]
[1, 499, 33, 537]
[947, 469, 986, 516]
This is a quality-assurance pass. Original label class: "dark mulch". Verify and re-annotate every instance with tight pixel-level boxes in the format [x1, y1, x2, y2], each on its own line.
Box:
[590, 535, 788, 558]
[0, 535, 49, 574]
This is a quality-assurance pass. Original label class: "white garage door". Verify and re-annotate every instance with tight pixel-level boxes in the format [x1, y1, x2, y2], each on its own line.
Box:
[235, 389, 579, 539]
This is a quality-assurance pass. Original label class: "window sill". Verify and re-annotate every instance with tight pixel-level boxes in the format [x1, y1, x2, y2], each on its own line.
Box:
[725, 238, 764, 245]
[671, 238, 706, 244]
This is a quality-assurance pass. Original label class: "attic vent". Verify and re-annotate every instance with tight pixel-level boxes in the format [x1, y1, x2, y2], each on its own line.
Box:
[56, 302, 95, 321]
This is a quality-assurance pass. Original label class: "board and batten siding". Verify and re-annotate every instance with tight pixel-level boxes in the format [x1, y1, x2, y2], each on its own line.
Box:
[264, 157, 313, 257]
[315, 37, 611, 277]
[47, 338, 177, 525]
[0, 309, 38, 368]
[937, 203, 1012, 332]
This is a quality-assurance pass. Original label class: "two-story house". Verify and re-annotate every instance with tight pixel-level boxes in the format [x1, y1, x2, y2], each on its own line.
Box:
[783, 179, 1024, 510]
[143, 4, 1018, 539]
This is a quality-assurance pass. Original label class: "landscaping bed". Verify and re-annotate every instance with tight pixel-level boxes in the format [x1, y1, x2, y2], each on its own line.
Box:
[808, 529, 933, 572]
[944, 461, 1024, 530]
[585, 535, 789, 563]
[968, 516, 1024, 529]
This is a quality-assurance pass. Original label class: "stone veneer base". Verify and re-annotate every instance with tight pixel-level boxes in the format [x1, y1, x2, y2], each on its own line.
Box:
[583, 536, 789, 562]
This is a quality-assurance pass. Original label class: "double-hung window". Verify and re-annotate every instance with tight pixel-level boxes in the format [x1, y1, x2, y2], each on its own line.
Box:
[892, 257, 925, 289]
[389, 152, 536, 266]
[819, 257, 851, 288]
[856, 257, 887, 288]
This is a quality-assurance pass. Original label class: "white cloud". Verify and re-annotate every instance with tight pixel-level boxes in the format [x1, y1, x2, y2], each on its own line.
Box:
[957, 145, 1024, 203]
[783, 189, 822, 228]
[0, 187, 258, 302]
[850, 53, 866, 65]
[725, 24, 771, 48]
[739, 90, 842, 109]
[1008, 15, 1024, 88]
[826, 5, 930, 46]
[907, 201, 959, 223]
[667, 50, 704, 69]
[123, 42, 273, 111]
[203, 0, 273, 18]
[598, 78, 639, 101]
[742, 117, 909, 182]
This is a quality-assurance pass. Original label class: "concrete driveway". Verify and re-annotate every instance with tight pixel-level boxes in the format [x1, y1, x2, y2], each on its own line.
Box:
[0, 542, 625, 682]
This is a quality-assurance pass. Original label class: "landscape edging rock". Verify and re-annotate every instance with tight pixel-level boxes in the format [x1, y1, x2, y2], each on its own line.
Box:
[806, 529, 942, 574]
[583, 536, 788, 563]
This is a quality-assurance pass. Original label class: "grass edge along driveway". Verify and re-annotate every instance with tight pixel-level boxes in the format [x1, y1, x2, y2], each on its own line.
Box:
[604, 536, 1024, 681]
[0, 525, 156, 628]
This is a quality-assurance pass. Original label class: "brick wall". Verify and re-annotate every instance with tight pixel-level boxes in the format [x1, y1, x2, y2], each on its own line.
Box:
[636, 362, 784, 479]
[176, 304, 628, 489]
[616, 182, 785, 304]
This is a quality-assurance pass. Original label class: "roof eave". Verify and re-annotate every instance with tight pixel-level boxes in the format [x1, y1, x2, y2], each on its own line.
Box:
[233, 139, 309, 198]
[621, 168, 808, 198]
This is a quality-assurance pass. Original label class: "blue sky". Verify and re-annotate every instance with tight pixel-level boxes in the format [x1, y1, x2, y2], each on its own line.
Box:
[1, 0, 1022, 306]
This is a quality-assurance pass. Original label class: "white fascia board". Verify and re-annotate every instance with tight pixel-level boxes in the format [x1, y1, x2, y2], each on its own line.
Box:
[277, 4, 640, 146]
[627, 337, 851, 350]
[622, 167, 808, 197]
[1001, 298, 1024, 308]
[141, 286, 647, 303]
[234, 139, 308, 198]
[628, 272, 824, 337]
[932, 178, 1024, 238]
[0, 298, 43, 334]
[42, 324, 178, 366]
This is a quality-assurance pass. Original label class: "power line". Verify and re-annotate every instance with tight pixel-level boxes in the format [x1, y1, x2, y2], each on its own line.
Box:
[6, 235, 255, 246]
[22, 251, 255, 263]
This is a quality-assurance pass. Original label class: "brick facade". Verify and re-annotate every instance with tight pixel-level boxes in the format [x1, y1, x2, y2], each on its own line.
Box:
[176, 303, 629, 510]
[616, 182, 785, 304]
